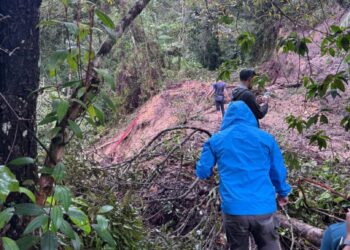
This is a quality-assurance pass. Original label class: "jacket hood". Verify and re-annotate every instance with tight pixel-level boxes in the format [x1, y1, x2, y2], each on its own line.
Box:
[231, 87, 245, 100]
[221, 101, 258, 130]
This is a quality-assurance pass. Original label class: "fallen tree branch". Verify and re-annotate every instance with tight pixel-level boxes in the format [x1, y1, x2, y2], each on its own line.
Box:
[277, 213, 324, 247]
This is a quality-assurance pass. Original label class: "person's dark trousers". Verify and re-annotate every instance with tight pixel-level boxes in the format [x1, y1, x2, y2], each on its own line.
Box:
[215, 100, 225, 116]
[223, 213, 281, 250]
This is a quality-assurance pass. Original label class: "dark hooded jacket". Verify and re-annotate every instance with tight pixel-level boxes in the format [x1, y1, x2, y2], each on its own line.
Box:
[231, 87, 268, 125]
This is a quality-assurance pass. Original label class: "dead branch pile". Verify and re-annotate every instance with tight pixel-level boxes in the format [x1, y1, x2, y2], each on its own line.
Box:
[94, 126, 325, 249]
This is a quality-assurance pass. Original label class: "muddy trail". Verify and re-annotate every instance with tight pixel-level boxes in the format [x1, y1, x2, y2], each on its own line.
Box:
[93, 78, 350, 165]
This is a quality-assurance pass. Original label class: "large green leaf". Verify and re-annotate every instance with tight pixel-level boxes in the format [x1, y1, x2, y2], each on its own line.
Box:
[0, 208, 14, 230]
[9, 157, 34, 166]
[68, 207, 91, 234]
[16, 235, 39, 250]
[56, 100, 69, 122]
[71, 232, 82, 250]
[0, 165, 19, 202]
[19, 187, 36, 203]
[68, 120, 83, 139]
[2, 237, 19, 250]
[23, 214, 49, 235]
[59, 220, 75, 239]
[40, 232, 58, 250]
[93, 104, 105, 124]
[96, 215, 109, 230]
[54, 185, 72, 211]
[51, 206, 63, 229]
[48, 50, 69, 77]
[95, 9, 115, 29]
[15, 203, 45, 216]
[52, 163, 65, 182]
[92, 224, 116, 247]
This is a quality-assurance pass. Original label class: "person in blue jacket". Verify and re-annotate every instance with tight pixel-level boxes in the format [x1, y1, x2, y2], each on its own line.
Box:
[320, 209, 350, 250]
[196, 101, 291, 250]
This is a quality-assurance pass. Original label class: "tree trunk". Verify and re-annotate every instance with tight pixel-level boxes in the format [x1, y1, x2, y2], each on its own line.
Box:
[277, 214, 324, 247]
[0, 0, 41, 237]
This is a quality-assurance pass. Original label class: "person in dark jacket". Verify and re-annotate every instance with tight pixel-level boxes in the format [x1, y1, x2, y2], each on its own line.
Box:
[232, 69, 268, 126]
[208, 81, 228, 116]
[320, 209, 350, 250]
[196, 101, 291, 250]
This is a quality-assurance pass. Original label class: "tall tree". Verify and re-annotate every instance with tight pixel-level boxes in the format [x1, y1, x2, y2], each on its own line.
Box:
[0, 0, 42, 238]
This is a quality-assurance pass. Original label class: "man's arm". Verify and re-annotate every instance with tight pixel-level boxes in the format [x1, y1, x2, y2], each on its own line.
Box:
[269, 138, 292, 200]
[196, 140, 216, 179]
[242, 92, 269, 119]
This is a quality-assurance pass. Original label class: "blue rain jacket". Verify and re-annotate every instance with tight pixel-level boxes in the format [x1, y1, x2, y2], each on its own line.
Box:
[196, 101, 291, 215]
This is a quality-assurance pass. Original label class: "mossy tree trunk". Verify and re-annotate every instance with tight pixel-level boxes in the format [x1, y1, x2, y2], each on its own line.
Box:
[0, 0, 41, 238]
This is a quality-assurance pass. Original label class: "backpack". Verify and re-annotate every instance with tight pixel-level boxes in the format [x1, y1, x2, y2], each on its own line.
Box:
[214, 82, 225, 102]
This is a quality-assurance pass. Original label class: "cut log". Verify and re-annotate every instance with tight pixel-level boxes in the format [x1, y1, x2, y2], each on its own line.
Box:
[277, 213, 324, 247]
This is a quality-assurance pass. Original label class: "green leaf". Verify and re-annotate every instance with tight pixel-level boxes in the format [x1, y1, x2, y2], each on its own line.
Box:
[15, 204, 45, 216]
[16, 235, 39, 250]
[2, 237, 19, 250]
[330, 25, 342, 34]
[320, 115, 329, 124]
[0, 165, 19, 202]
[68, 207, 91, 234]
[54, 185, 72, 211]
[93, 104, 105, 124]
[56, 100, 69, 122]
[19, 187, 36, 203]
[39, 113, 57, 126]
[92, 224, 116, 247]
[87, 105, 96, 121]
[98, 205, 114, 214]
[52, 163, 65, 182]
[71, 99, 87, 109]
[9, 157, 34, 166]
[40, 232, 58, 250]
[219, 15, 234, 24]
[59, 220, 75, 239]
[51, 206, 63, 229]
[217, 70, 230, 81]
[94, 68, 115, 89]
[48, 127, 61, 139]
[96, 215, 109, 230]
[23, 214, 49, 235]
[48, 50, 68, 74]
[68, 120, 83, 139]
[67, 53, 78, 71]
[71, 232, 82, 250]
[62, 80, 81, 89]
[77, 87, 86, 99]
[0, 208, 14, 230]
[100, 91, 116, 112]
[63, 22, 78, 35]
[95, 9, 115, 29]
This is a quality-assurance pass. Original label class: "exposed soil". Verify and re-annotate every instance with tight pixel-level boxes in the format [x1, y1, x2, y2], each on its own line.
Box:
[93, 8, 350, 167]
